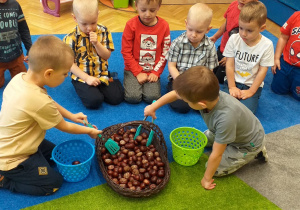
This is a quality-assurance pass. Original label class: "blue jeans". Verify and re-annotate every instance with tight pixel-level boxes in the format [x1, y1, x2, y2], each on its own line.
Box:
[271, 56, 300, 101]
[224, 80, 262, 114]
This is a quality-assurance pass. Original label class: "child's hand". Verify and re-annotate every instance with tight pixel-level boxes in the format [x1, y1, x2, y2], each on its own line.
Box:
[148, 73, 158, 83]
[136, 73, 148, 84]
[89, 128, 102, 139]
[144, 104, 157, 120]
[271, 59, 281, 74]
[219, 57, 227, 67]
[71, 112, 87, 124]
[201, 177, 216, 190]
[229, 87, 241, 99]
[240, 89, 254, 100]
[209, 36, 217, 43]
[89, 32, 98, 46]
[86, 75, 101, 86]
[23, 55, 29, 63]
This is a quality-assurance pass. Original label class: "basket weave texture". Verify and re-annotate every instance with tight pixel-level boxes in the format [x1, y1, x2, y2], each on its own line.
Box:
[96, 120, 171, 197]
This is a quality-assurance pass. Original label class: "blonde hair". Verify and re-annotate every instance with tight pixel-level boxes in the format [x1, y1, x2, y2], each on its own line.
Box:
[239, 1, 267, 26]
[72, 0, 99, 18]
[28, 36, 74, 72]
[187, 3, 212, 26]
[173, 66, 219, 103]
[135, 0, 162, 6]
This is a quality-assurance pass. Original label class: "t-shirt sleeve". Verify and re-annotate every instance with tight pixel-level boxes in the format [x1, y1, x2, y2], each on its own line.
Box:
[166, 38, 180, 62]
[260, 41, 274, 67]
[280, 12, 298, 35]
[214, 117, 237, 145]
[34, 100, 63, 130]
[223, 35, 235, 57]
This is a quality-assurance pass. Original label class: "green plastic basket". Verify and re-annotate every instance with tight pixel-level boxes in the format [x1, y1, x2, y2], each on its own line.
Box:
[170, 127, 207, 166]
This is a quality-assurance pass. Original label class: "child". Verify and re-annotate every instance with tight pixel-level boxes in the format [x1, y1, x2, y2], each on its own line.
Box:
[0, 36, 101, 196]
[144, 66, 267, 190]
[210, 0, 258, 84]
[271, 11, 300, 101]
[0, 0, 32, 88]
[166, 3, 218, 113]
[64, 0, 124, 109]
[223, 1, 274, 114]
[121, 0, 170, 104]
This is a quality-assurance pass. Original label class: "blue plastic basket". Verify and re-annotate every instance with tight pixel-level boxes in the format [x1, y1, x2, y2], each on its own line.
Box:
[51, 139, 95, 182]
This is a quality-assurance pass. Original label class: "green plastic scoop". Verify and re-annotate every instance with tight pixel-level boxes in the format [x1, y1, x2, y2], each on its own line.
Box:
[83, 120, 120, 155]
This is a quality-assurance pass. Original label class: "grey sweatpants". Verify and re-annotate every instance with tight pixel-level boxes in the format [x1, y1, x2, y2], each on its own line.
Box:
[204, 130, 266, 176]
[124, 70, 161, 104]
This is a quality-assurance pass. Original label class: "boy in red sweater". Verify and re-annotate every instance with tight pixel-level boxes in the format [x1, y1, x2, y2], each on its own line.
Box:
[121, 0, 170, 104]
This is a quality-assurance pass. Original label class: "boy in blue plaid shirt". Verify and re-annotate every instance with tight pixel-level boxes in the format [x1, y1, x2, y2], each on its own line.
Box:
[166, 3, 218, 113]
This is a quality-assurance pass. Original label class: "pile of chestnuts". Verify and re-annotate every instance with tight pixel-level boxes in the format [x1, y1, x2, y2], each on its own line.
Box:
[100, 127, 166, 191]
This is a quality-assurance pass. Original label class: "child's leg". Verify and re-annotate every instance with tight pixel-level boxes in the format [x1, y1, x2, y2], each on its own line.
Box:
[166, 81, 191, 113]
[213, 138, 266, 177]
[142, 79, 161, 103]
[271, 56, 292, 95]
[99, 79, 124, 105]
[238, 83, 262, 114]
[8, 54, 27, 78]
[71, 80, 104, 109]
[213, 46, 226, 84]
[124, 70, 143, 103]
[290, 66, 300, 101]
[0, 140, 63, 195]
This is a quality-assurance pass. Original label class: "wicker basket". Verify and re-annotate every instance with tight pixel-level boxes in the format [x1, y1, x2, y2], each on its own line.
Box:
[96, 120, 170, 197]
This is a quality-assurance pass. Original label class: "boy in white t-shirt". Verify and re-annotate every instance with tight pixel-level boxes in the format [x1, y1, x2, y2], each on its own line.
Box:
[223, 1, 274, 114]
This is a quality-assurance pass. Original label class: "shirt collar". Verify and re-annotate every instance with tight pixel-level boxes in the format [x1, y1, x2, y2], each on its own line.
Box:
[75, 25, 99, 37]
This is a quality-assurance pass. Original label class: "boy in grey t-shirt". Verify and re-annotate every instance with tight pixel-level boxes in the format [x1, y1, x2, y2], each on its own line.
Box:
[144, 66, 267, 190]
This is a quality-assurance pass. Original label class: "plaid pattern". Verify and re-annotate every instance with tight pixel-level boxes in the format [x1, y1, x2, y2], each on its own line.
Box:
[64, 25, 114, 85]
[166, 32, 218, 79]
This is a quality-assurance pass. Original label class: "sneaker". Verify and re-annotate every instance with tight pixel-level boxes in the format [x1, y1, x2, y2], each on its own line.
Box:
[0, 174, 4, 187]
[255, 146, 269, 162]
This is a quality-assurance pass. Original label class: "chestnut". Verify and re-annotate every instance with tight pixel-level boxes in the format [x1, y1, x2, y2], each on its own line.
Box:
[119, 184, 126, 188]
[123, 165, 131, 172]
[127, 182, 133, 188]
[150, 176, 158, 183]
[136, 135, 143, 142]
[132, 180, 140, 186]
[100, 147, 107, 154]
[140, 182, 146, 189]
[141, 139, 147, 146]
[143, 179, 150, 185]
[157, 169, 165, 178]
[124, 172, 131, 179]
[136, 186, 142, 191]
[154, 151, 160, 157]
[130, 128, 136, 133]
[149, 184, 156, 189]
[118, 128, 125, 135]
[156, 178, 163, 185]
[141, 132, 148, 139]
[119, 178, 128, 184]
[157, 161, 165, 167]
[72, 160, 81, 165]
[104, 159, 112, 165]
[144, 172, 150, 179]
[112, 172, 118, 178]
[112, 178, 119, 185]
[107, 165, 114, 170]
[119, 140, 126, 146]
[149, 169, 157, 177]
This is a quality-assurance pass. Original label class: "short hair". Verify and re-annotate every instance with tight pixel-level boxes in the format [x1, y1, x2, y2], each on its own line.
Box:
[239, 1, 267, 26]
[28, 36, 74, 72]
[187, 3, 212, 26]
[173, 66, 219, 103]
[135, 0, 162, 6]
[72, 0, 98, 18]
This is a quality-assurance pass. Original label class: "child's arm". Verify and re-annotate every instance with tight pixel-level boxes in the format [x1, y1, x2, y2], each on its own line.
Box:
[89, 32, 112, 60]
[168, 62, 180, 79]
[240, 66, 268, 100]
[201, 142, 227, 190]
[70, 63, 101, 86]
[149, 26, 171, 83]
[54, 102, 101, 139]
[210, 22, 226, 43]
[121, 23, 144, 77]
[225, 57, 241, 98]
[271, 33, 289, 74]
[144, 90, 179, 119]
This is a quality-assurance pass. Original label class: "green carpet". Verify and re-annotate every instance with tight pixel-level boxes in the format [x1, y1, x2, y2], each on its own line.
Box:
[25, 155, 279, 210]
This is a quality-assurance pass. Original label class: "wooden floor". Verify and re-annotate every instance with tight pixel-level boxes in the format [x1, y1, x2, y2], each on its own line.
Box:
[18, 0, 280, 37]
